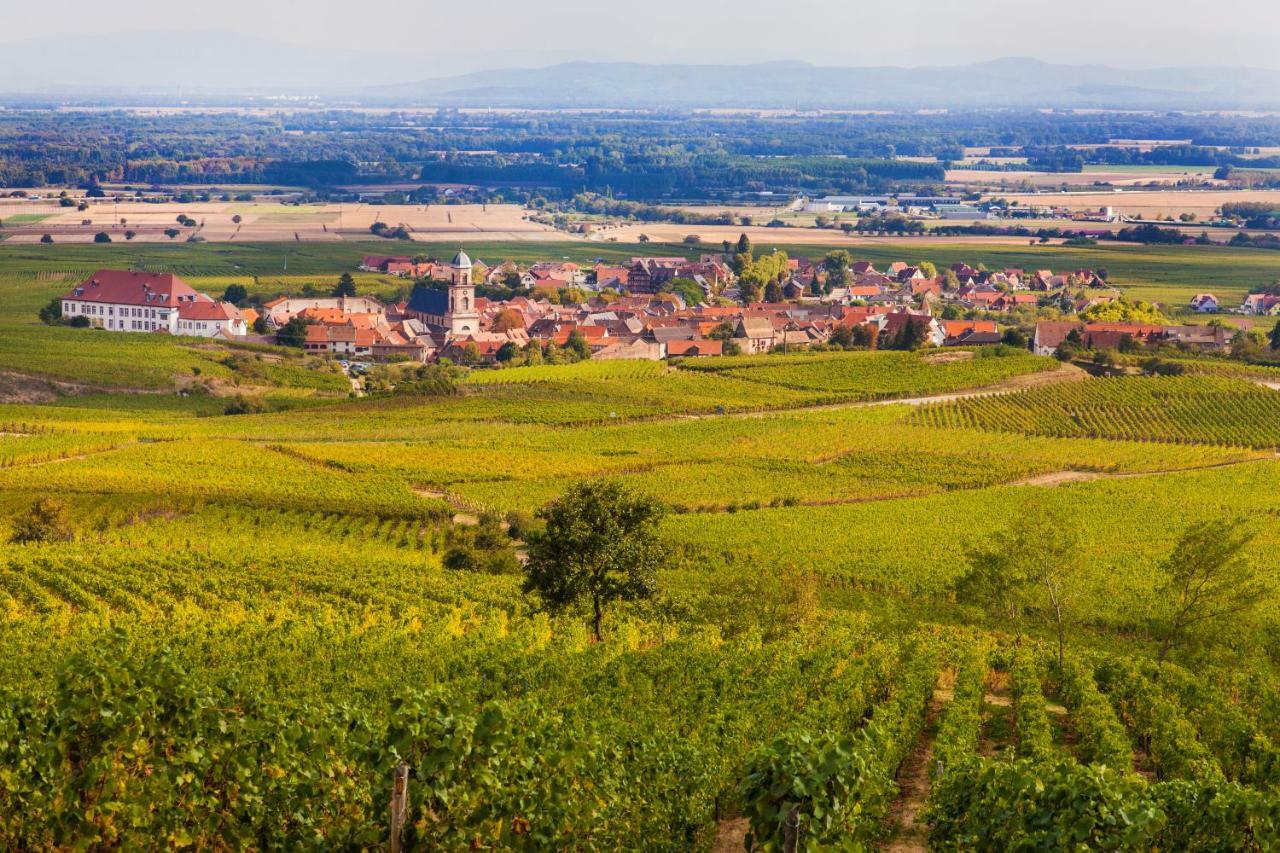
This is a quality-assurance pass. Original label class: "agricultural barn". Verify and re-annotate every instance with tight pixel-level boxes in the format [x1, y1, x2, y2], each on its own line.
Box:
[61, 269, 205, 334]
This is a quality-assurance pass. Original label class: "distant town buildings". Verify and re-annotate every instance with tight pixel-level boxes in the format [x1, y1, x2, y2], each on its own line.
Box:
[61, 248, 1250, 366]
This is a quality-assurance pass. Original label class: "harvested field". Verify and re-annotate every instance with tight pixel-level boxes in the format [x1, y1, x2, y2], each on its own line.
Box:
[0, 201, 570, 244]
[983, 189, 1280, 220]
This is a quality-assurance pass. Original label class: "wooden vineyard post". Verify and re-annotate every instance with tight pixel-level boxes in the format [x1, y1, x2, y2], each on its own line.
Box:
[389, 763, 409, 853]
[782, 805, 800, 853]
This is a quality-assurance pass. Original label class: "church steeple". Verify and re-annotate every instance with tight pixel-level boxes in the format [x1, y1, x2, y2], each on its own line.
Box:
[447, 248, 478, 336]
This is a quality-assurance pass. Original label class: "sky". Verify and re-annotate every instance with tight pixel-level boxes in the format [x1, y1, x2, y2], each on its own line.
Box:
[2, 0, 1279, 81]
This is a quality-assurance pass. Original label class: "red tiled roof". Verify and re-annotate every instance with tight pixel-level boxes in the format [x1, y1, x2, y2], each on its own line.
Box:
[67, 269, 199, 308]
[177, 300, 238, 322]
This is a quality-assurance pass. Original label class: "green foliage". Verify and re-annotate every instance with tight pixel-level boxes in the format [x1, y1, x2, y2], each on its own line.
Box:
[524, 480, 666, 640]
[274, 316, 313, 348]
[332, 272, 357, 297]
[8, 497, 73, 544]
[1095, 659, 1224, 782]
[916, 375, 1280, 449]
[931, 646, 987, 776]
[1152, 520, 1263, 662]
[741, 644, 937, 850]
[928, 758, 1161, 851]
[221, 283, 248, 306]
[1010, 649, 1056, 762]
[1058, 655, 1133, 770]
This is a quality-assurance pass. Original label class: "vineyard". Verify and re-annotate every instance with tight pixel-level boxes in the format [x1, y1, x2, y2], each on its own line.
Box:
[2, 245, 1280, 847]
[912, 375, 1280, 449]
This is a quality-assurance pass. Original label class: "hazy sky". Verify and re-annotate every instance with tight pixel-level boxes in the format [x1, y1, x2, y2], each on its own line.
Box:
[4, 0, 1280, 73]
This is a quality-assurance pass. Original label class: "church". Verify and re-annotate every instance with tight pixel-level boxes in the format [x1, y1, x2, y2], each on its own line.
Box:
[405, 250, 479, 338]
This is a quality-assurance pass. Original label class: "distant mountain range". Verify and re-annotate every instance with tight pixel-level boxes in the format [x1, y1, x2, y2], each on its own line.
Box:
[367, 59, 1280, 110]
[1, 30, 1278, 111]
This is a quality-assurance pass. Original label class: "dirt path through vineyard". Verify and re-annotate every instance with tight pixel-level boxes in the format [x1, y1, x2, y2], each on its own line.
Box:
[882, 681, 953, 853]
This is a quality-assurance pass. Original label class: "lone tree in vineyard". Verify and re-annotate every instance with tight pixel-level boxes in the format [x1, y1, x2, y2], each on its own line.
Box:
[957, 513, 1085, 668]
[523, 480, 665, 641]
[1152, 519, 1262, 663]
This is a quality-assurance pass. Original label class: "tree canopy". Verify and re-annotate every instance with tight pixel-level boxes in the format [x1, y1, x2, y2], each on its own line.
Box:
[523, 480, 666, 641]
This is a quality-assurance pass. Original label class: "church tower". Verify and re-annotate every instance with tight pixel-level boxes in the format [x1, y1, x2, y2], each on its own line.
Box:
[448, 249, 479, 337]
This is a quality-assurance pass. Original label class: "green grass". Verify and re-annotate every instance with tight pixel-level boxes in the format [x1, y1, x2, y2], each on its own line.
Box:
[0, 213, 52, 224]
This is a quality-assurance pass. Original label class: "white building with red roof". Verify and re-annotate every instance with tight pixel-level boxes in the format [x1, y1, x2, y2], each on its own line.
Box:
[176, 300, 248, 338]
[62, 269, 204, 334]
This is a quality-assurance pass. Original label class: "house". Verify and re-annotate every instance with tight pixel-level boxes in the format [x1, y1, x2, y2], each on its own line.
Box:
[1190, 293, 1219, 313]
[880, 311, 945, 347]
[61, 269, 203, 334]
[360, 255, 408, 272]
[592, 339, 664, 361]
[263, 295, 385, 327]
[666, 339, 724, 358]
[1164, 325, 1232, 351]
[1241, 293, 1280, 315]
[1032, 321, 1082, 356]
[735, 316, 776, 354]
[941, 320, 999, 346]
[782, 280, 808, 300]
[176, 300, 247, 338]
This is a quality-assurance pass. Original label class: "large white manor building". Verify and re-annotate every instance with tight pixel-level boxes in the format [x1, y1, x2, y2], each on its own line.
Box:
[62, 270, 246, 338]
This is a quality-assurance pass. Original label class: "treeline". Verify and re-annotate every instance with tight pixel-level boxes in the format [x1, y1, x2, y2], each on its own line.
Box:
[1020, 144, 1280, 174]
[1222, 202, 1280, 228]
[416, 153, 944, 199]
[4, 109, 1280, 197]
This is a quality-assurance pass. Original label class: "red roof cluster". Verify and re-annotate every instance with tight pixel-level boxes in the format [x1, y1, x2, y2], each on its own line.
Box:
[66, 269, 199, 308]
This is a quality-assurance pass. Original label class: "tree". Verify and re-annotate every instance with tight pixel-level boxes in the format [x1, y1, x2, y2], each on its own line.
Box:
[40, 234, 53, 244]
[564, 328, 591, 361]
[667, 277, 704, 307]
[1270, 319, 1280, 351]
[917, 261, 938, 279]
[1151, 520, 1262, 663]
[1001, 328, 1028, 348]
[683, 234, 702, 245]
[957, 514, 1085, 668]
[38, 298, 62, 325]
[231, 214, 243, 224]
[124, 230, 137, 241]
[763, 280, 784, 303]
[492, 308, 524, 332]
[736, 232, 751, 256]
[828, 325, 854, 349]
[164, 228, 180, 240]
[252, 315, 269, 335]
[93, 232, 111, 243]
[823, 250, 851, 288]
[275, 317, 313, 347]
[495, 341, 520, 363]
[332, 273, 357, 298]
[222, 284, 249, 306]
[10, 498, 74, 544]
[523, 480, 665, 641]
[894, 317, 922, 351]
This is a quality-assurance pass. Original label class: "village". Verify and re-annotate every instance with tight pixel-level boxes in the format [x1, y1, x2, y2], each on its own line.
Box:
[56, 244, 1277, 368]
